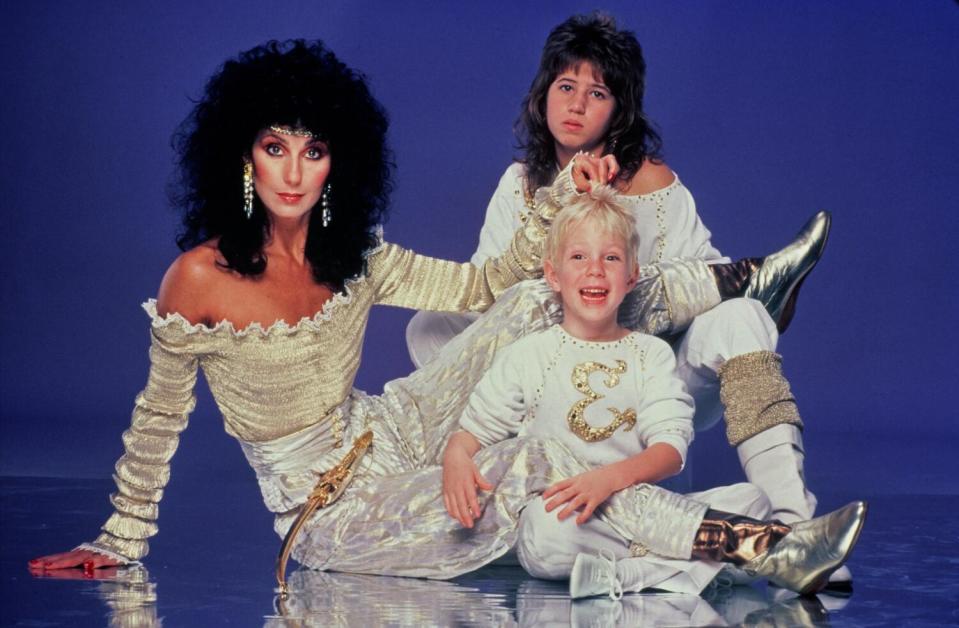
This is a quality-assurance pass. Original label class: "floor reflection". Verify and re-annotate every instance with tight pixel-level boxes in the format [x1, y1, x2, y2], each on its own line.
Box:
[270, 569, 514, 626]
[53, 564, 842, 627]
[6, 478, 959, 626]
[27, 565, 159, 627]
[263, 571, 842, 626]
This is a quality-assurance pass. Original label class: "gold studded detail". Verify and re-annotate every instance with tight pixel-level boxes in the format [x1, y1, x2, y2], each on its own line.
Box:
[269, 124, 316, 139]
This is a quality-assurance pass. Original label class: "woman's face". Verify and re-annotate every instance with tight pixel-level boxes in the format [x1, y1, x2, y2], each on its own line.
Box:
[251, 128, 331, 220]
[545, 62, 616, 165]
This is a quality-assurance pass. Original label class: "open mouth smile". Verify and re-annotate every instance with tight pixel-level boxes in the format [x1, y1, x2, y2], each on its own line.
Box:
[579, 287, 609, 303]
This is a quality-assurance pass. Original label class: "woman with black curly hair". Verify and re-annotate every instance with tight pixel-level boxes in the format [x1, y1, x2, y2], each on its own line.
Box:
[28, 38, 576, 575]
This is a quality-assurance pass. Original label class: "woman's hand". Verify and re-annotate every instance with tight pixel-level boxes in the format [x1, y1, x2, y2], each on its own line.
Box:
[29, 549, 120, 571]
[571, 152, 620, 193]
[543, 465, 625, 525]
[442, 434, 492, 529]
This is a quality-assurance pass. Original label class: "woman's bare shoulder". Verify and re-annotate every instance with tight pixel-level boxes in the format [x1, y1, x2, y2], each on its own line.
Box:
[156, 241, 222, 321]
[624, 160, 676, 195]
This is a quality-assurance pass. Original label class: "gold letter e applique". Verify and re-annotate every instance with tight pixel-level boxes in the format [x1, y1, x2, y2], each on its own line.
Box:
[567, 360, 637, 442]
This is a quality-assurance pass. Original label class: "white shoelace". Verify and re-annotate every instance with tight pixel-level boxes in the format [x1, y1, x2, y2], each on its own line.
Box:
[598, 549, 624, 600]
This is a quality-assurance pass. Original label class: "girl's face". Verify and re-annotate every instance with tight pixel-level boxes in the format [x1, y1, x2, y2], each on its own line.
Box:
[250, 128, 331, 220]
[545, 62, 616, 165]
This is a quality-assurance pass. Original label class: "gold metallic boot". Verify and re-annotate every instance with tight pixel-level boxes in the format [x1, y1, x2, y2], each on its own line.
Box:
[692, 501, 866, 596]
[711, 211, 831, 333]
[691, 510, 791, 566]
[744, 501, 867, 595]
[744, 210, 830, 333]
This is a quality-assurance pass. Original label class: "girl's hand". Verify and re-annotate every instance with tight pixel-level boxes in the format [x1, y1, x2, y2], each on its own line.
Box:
[543, 466, 624, 524]
[442, 447, 493, 529]
[29, 549, 120, 571]
[571, 152, 620, 193]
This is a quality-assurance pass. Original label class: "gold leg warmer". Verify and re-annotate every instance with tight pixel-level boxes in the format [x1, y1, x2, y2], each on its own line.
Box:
[718, 351, 804, 447]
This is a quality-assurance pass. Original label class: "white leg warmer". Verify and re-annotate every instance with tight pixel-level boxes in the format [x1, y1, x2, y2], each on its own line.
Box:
[737, 424, 817, 522]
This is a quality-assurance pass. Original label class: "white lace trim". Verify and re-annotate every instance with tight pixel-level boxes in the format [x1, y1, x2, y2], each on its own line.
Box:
[73, 543, 141, 566]
[143, 231, 387, 338]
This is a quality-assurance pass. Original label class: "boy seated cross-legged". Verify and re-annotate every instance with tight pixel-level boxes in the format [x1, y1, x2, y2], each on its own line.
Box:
[442, 184, 866, 598]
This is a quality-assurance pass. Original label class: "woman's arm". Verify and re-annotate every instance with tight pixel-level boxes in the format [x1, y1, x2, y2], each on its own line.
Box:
[30, 257, 207, 569]
[373, 161, 580, 313]
[31, 325, 200, 568]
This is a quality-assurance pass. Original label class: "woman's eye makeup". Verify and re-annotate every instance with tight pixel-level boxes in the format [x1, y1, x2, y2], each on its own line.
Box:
[265, 143, 284, 156]
[305, 145, 328, 160]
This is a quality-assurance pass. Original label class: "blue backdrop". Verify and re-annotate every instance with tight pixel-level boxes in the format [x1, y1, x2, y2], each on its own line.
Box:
[1, 2, 956, 498]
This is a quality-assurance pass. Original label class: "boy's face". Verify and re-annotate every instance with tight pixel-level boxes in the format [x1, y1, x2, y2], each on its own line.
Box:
[544, 216, 637, 340]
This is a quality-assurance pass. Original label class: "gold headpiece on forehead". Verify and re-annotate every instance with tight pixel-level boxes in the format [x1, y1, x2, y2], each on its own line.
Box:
[269, 124, 316, 139]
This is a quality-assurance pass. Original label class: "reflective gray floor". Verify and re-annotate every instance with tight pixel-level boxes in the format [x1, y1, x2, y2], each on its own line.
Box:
[3, 477, 957, 626]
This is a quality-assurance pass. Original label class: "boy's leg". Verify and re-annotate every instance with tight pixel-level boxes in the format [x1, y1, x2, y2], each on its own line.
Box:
[288, 434, 861, 597]
[574, 480, 864, 598]
[538, 483, 770, 597]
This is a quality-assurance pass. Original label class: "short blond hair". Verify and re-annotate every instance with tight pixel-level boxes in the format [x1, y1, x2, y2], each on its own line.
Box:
[545, 185, 639, 272]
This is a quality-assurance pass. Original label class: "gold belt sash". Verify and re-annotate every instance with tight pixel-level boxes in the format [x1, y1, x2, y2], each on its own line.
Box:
[275, 430, 373, 596]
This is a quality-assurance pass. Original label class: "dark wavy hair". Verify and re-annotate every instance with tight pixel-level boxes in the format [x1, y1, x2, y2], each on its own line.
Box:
[517, 13, 663, 191]
[172, 39, 393, 291]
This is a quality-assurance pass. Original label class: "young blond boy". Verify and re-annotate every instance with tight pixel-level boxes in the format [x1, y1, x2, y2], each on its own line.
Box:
[442, 188, 865, 598]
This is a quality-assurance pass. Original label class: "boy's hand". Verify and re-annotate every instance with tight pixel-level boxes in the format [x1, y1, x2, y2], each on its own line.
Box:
[543, 466, 624, 525]
[442, 438, 493, 529]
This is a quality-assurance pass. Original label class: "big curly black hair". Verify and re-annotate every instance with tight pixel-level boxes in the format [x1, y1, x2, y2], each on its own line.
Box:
[517, 13, 663, 191]
[172, 39, 392, 291]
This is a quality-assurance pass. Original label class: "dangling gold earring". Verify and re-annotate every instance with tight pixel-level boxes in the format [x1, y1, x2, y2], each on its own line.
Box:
[320, 182, 332, 227]
[243, 158, 254, 219]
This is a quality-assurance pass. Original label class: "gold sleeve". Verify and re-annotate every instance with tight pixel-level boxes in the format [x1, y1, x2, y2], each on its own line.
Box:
[374, 162, 579, 312]
[88, 327, 199, 561]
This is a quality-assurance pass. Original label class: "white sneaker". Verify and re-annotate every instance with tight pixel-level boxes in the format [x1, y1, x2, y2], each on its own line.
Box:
[569, 550, 624, 600]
